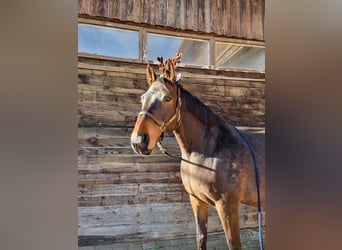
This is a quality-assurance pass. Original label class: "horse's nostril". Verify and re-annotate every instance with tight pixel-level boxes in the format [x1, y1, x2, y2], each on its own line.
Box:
[141, 133, 149, 149]
[131, 133, 150, 155]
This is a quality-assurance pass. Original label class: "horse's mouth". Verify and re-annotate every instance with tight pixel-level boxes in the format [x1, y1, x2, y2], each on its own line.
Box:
[131, 143, 152, 155]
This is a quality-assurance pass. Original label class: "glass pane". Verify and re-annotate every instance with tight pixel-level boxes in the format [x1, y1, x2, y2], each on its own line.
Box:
[215, 42, 265, 71]
[78, 24, 139, 59]
[147, 33, 209, 66]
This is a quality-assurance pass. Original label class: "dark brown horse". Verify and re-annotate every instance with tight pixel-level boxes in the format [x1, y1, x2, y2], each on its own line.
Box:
[131, 57, 265, 250]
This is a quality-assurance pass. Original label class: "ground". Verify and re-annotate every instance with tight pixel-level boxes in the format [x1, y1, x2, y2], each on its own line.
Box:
[79, 228, 265, 250]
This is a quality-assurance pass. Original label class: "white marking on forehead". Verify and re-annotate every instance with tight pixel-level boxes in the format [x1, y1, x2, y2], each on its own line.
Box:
[141, 84, 165, 110]
[146, 82, 170, 99]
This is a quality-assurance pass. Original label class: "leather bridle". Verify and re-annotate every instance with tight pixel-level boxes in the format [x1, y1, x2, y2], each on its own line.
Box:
[138, 79, 182, 133]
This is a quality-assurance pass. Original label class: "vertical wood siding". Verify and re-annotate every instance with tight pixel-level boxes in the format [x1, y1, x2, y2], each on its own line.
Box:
[79, 0, 265, 41]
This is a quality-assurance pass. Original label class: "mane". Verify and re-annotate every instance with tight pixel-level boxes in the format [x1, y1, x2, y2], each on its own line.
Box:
[180, 86, 226, 127]
[179, 85, 238, 149]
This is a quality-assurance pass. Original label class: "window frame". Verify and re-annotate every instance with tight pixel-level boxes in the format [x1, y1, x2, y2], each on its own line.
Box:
[78, 18, 265, 73]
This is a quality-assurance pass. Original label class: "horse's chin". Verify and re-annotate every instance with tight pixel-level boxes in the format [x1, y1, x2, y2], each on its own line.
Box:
[140, 149, 152, 155]
[131, 144, 154, 155]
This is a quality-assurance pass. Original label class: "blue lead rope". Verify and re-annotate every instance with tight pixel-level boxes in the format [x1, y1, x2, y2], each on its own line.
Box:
[234, 127, 264, 250]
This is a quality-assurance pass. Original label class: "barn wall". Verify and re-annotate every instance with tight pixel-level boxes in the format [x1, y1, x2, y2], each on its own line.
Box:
[78, 0, 265, 247]
[78, 0, 265, 41]
[78, 56, 265, 246]
[78, 57, 265, 128]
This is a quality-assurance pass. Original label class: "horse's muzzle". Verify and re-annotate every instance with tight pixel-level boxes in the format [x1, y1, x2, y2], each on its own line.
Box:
[131, 133, 151, 155]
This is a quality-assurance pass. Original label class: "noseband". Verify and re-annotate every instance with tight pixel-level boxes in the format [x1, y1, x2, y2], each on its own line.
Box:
[138, 80, 182, 133]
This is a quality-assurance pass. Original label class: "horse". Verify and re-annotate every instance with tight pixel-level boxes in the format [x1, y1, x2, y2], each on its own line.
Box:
[130, 57, 265, 250]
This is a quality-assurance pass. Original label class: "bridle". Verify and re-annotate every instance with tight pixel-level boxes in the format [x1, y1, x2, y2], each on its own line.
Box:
[138, 78, 182, 133]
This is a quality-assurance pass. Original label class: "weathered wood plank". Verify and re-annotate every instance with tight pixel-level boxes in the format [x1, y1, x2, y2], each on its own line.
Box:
[197, 0, 205, 32]
[78, 107, 264, 128]
[154, 0, 165, 26]
[78, 133, 178, 149]
[78, 153, 180, 165]
[78, 162, 180, 175]
[78, 65, 265, 88]
[184, 0, 193, 31]
[225, 0, 232, 36]
[166, 0, 176, 27]
[95, 0, 107, 17]
[79, 183, 185, 197]
[241, 0, 252, 39]
[126, 0, 139, 22]
[78, 182, 189, 206]
[78, 191, 189, 206]
[219, 0, 227, 35]
[78, 171, 181, 185]
[140, 0, 149, 24]
[210, 0, 220, 35]
[149, 0, 156, 25]
[78, 203, 263, 236]
[251, 0, 264, 40]
[78, 0, 89, 15]
[78, 56, 265, 79]
[231, 0, 241, 38]
[107, 0, 120, 20]
[78, 127, 132, 137]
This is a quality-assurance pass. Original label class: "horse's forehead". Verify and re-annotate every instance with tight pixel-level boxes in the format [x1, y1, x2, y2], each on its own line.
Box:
[147, 80, 169, 94]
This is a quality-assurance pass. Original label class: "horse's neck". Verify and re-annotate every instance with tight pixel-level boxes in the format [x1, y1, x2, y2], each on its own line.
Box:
[172, 88, 240, 158]
[173, 108, 221, 158]
[173, 111, 199, 158]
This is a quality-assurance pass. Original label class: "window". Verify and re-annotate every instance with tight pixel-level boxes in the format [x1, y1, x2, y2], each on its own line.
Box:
[78, 24, 139, 59]
[78, 20, 265, 72]
[146, 33, 209, 67]
[215, 42, 265, 71]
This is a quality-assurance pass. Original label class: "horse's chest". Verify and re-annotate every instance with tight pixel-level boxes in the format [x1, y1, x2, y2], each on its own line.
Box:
[179, 157, 246, 204]
[180, 163, 216, 199]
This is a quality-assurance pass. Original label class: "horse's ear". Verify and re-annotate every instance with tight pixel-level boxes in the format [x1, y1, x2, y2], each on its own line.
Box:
[164, 59, 176, 82]
[146, 63, 156, 86]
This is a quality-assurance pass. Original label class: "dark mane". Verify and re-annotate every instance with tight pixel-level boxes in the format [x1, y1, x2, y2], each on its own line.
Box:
[179, 85, 238, 148]
[180, 86, 226, 127]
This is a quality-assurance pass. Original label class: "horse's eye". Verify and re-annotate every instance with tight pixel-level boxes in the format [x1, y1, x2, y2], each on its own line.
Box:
[163, 96, 171, 102]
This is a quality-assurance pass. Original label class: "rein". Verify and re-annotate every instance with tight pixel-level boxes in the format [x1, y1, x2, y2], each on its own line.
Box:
[157, 141, 216, 172]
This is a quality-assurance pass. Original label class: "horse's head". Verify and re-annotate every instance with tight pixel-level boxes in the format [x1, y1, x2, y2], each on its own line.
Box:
[131, 59, 181, 155]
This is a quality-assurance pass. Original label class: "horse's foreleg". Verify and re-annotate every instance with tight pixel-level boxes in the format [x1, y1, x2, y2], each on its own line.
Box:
[216, 199, 242, 250]
[189, 195, 209, 250]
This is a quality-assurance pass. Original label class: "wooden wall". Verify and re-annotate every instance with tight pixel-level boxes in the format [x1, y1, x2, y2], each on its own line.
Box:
[78, 0, 265, 41]
[78, 57, 265, 128]
[78, 56, 265, 246]
[78, 0, 265, 247]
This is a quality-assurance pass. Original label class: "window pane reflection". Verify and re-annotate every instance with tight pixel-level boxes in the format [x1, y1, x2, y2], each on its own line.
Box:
[215, 42, 265, 71]
[78, 24, 139, 59]
[147, 33, 209, 66]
